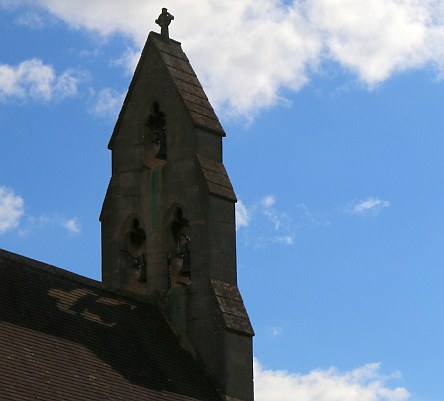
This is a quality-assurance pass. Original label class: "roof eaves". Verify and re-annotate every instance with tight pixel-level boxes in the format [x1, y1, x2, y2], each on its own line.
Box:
[154, 39, 225, 137]
[0, 248, 106, 291]
[0, 249, 170, 307]
[107, 33, 161, 150]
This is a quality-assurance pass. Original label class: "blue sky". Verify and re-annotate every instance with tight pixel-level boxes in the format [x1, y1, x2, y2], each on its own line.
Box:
[0, 2, 443, 400]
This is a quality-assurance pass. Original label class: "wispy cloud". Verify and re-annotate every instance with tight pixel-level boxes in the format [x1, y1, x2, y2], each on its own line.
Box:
[350, 197, 390, 215]
[267, 327, 283, 337]
[0, 193, 82, 237]
[62, 218, 81, 234]
[272, 235, 295, 246]
[5, 1, 444, 117]
[0, 59, 81, 102]
[254, 359, 410, 401]
[236, 200, 250, 229]
[238, 195, 296, 248]
[0, 186, 24, 234]
[235, 197, 331, 248]
[261, 195, 276, 209]
[262, 195, 292, 231]
[16, 11, 45, 29]
[20, 214, 81, 236]
[90, 87, 125, 118]
[110, 48, 140, 76]
[297, 203, 331, 228]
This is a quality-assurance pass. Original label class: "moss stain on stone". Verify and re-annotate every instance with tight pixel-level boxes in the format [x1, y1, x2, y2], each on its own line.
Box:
[149, 168, 162, 230]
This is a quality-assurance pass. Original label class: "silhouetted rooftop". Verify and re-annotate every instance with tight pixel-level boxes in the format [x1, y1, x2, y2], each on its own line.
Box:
[0, 249, 220, 401]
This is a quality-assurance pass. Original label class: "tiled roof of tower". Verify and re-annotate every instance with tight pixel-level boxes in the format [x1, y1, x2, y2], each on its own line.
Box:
[109, 32, 225, 149]
[0, 249, 220, 401]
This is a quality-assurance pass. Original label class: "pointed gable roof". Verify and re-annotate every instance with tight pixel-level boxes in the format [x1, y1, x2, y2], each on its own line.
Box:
[109, 32, 225, 150]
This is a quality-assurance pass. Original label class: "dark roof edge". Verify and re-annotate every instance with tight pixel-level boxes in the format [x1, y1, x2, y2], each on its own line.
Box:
[194, 123, 226, 137]
[0, 248, 108, 290]
[107, 32, 155, 150]
[0, 248, 165, 306]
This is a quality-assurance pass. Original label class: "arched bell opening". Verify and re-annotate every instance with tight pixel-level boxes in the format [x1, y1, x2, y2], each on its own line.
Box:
[119, 216, 147, 284]
[143, 101, 167, 168]
[166, 207, 191, 288]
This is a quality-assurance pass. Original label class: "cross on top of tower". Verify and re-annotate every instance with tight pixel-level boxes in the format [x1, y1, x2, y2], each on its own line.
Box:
[155, 8, 174, 39]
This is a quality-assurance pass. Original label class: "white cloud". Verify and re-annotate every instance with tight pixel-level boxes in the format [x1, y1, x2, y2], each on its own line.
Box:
[297, 203, 331, 228]
[351, 197, 390, 215]
[18, 214, 50, 236]
[0, 186, 24, 234]
[0, 59, 81, 102]
[54, 70, 80, 98]
[110, 48, 140, 76]
[254, 359, 410, 401]
[91, 87, 125, 118]
[262, 195, 276, 209]
[0, 185, 81, 236]
[268, 327, 283, 337]
[20, 214, 82, 236]
[62, 218, 80, 234]
[236, 200, 250, 229]
[307, 0, 433, 85]
[4, 1, 444, 117]
[262, 196, 292, 232]
[0, 186, 25, 234]
[264, 208, 292, 231]
[272, 235, 295, 245]
[27, 215, 50, 225]
[238, 195, 296, 247]
[16, 11, 45, 29]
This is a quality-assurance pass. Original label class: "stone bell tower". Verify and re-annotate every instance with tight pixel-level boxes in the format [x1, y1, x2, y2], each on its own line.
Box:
[100, 9, 254, 401]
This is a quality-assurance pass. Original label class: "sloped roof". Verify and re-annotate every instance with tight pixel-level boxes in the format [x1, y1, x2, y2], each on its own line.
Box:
[109, 32, 225, 150]
[196, 154, 237, 202]
[0, 249, 220, 401]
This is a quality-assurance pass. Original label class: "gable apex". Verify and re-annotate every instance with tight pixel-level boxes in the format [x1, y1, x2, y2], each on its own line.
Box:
[108, 32, 225, 150]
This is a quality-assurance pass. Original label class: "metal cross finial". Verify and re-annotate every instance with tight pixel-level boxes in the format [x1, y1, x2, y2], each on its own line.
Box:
[155, 8, 174, 39]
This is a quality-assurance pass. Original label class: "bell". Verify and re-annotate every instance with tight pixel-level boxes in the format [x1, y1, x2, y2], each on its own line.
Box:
[129, 218, 146, 246]
[178, 265, 191, 278]
[178, 262, 191, 278]
[147, 107, 167, 161]
[155, 140, 167, 160]
[178, 243, 191, 278]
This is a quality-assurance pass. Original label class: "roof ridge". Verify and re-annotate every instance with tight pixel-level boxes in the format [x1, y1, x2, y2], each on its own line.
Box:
[0, 248, 109, 292]
[152, 34, 225, 136]
[0, 248, 166, 306]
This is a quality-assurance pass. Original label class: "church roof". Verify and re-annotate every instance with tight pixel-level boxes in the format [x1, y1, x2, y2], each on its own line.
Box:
[0, 249, 220, 401]
[109, 32, 225, 150]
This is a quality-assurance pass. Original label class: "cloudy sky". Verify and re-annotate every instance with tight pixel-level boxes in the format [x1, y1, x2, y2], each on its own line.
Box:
[1, 1, 443, 400]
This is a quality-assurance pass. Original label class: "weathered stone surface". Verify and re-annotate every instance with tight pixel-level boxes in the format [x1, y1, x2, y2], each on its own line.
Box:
[211, 279, 254, 337]
[154, 38, 189, 61]
[160, 51, 196, 75]
[173, 78, 207, 99]
[184, 100, 220, 122]
[197, 154, 237, 202]
[189, 111, 224, 134]
[167, 66, 201, 88]
[179, 89, 215, 111]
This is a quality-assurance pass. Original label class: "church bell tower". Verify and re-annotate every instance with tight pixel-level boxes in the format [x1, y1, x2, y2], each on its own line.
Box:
[100, 9, 254, 401]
